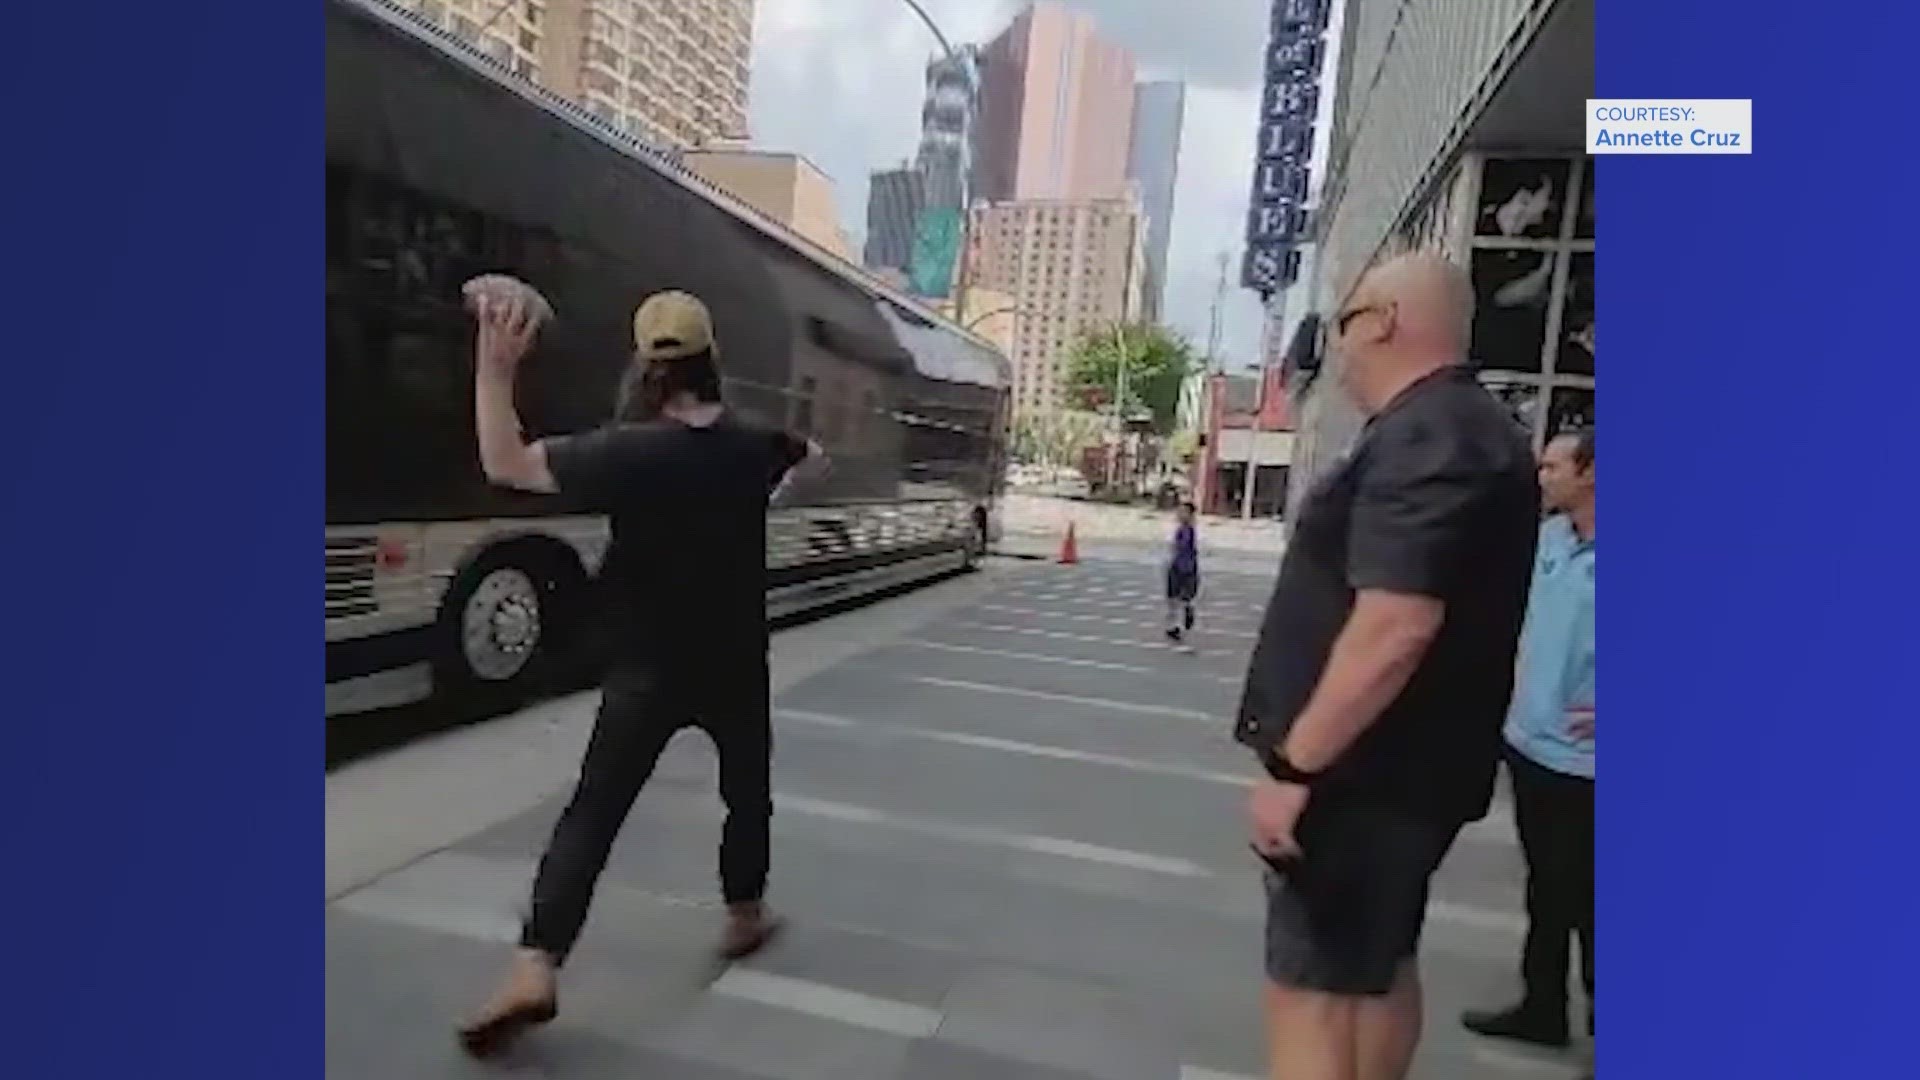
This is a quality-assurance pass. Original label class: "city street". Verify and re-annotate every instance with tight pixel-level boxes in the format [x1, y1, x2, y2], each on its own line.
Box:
[326, 555, 1586, 1079]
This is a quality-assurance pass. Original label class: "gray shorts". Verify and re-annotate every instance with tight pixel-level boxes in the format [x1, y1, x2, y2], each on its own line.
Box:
[1262, 806, 1462, 996]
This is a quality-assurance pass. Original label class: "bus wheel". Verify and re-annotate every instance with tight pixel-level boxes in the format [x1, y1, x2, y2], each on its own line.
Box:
[435, 554, 551, 705]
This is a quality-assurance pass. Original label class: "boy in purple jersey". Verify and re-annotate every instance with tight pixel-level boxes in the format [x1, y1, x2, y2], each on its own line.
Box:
[1164, 501, 1200, 644]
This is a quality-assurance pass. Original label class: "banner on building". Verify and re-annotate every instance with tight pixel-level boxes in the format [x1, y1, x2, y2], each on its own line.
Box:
[909, 207, 963, 300]
[1242, 0, 1330, 296]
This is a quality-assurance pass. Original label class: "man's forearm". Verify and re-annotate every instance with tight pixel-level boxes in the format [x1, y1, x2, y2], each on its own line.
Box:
[1278, 598, 1439, 772]
[475, 369, 525, 476]
[475, 368, 552, 491]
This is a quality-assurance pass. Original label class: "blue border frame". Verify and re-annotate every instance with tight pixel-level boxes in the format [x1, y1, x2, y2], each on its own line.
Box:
[1604, 2, 1920, 1077]
[3, 0, 1916, 1075]
[1, 1, 318, 1074]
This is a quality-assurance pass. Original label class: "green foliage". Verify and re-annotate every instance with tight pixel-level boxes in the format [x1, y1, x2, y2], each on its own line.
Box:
[1011, 410, 1107, 467]
[1064, 322, 1198, 435]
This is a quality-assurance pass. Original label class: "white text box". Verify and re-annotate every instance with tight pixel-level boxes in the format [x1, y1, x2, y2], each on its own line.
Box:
[1586, 98, 1752, 155]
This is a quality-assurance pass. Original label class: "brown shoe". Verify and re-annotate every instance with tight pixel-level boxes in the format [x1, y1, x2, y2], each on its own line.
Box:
[718, 902, 785, 961]
[457, 948, 559, 1057]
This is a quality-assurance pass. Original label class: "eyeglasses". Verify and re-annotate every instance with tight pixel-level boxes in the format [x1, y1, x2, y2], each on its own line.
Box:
[1335, 304, 1382, 336]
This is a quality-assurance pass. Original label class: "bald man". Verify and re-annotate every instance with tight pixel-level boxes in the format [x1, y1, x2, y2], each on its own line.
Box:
[1234, 253, 1540, 1080]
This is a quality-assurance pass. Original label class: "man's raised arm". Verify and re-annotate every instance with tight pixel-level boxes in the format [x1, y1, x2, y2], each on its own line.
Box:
[471, 287, 558, 494]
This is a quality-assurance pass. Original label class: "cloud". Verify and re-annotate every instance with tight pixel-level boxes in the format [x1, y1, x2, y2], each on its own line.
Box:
[747, 0, 1271, 370]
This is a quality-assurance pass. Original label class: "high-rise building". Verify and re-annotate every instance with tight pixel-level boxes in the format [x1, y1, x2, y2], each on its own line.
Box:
[968, 197, 1145, 417]
[683, 148, 856, 261]
[392, 0, 756, 150]
[1126, 81, 1186, 322]
[916, 46, 981, 212]
[973, 3, 1137, 203]
[863, 46, 981, 299]
[864, 165, 924, 274]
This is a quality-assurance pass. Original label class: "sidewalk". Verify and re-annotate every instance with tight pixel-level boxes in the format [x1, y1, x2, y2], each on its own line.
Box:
[998, 494, 1285, 576]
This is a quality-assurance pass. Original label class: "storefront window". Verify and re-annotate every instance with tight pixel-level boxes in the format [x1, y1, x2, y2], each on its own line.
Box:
[1558, 252, 1594, 376]
[1471, 248, 1555, 372]
[1475, 158, 1572, 240]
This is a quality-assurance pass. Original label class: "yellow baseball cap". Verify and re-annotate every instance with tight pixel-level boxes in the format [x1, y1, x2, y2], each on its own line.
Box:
[632, 290, 716, 361]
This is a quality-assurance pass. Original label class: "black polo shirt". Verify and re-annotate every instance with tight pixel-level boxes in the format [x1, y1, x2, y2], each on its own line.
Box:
[1235, 366, 1540, 823]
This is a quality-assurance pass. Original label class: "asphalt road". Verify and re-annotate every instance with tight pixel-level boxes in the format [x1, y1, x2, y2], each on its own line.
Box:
[325, 555, 1589, 1079]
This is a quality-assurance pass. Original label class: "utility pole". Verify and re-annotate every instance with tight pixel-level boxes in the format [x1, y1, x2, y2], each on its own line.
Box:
[1205, 251, 1228, 373]
[1106, 211, 1141, 493]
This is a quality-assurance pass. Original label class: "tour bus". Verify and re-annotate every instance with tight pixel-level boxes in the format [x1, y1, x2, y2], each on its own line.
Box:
[326, 0, 1010, 717]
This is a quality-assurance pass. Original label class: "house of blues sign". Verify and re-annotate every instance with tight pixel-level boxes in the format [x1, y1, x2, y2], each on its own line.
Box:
[1241, 0, 1330, 297]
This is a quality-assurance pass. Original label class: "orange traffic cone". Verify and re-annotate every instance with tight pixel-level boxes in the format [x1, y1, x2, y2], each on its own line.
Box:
[1058, 522, 1079, 565]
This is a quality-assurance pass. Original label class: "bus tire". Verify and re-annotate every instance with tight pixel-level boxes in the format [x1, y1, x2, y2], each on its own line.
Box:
[432, 541, 585, 708]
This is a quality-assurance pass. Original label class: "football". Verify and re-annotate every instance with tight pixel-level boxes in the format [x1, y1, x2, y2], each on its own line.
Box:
[462, 274, 554, 325]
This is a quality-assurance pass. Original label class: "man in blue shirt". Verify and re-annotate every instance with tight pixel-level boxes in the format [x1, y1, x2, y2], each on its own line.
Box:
[1464, 427, 1596, 1052]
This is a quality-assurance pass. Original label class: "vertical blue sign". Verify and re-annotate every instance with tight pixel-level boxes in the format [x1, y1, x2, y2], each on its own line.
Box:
[1242, 0, 1330, 296]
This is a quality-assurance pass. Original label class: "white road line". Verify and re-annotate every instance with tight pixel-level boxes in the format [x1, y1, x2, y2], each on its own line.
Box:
[1428, 898, 1526, 935]
[716, 970, 1274, 1080]
[1180, 1067, 1260, 1080]
[911, 675, 1219, 721]
[777, 794, 1213, 878]
[1003, 591, 1267, 616]
[1469, 1043, 1584, 1075]
[710, 969, 942, 1037]
[902, 636, 1244, 684]
[775, 707, 1257, 788]
[953, 621, 1221, 656]
[977, 603, 1258, 639]
[894, 639, 1159, 673]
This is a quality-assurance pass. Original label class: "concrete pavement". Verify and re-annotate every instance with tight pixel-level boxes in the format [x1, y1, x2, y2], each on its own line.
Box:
[325, 557, 1588, 1079]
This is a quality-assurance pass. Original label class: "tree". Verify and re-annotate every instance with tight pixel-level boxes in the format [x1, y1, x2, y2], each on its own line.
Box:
[1064, 322, 1199, 435]
[1012, 409, 1106, 468]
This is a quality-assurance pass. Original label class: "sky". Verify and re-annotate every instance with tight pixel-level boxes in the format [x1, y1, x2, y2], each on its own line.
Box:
[744, 0, 1277, 371]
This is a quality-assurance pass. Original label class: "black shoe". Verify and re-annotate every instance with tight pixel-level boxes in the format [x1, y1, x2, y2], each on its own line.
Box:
[1166, 627, 1183, 643]
[1461, 1003, 1571, 1049]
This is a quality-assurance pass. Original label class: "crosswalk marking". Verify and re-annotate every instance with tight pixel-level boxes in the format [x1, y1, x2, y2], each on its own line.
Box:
[776, 794, 1215, 878]
[776, 707, 1257, 788]
[953, 620, 1219, 655]
[894, 638, 1158, 673]
[1003, 590, 1268, 616]
[911, 675, 1219, 721]
[1180, 1067, 1261, 1080]
[710, 969, 942, 1037]
[976, 602, 1259, 639]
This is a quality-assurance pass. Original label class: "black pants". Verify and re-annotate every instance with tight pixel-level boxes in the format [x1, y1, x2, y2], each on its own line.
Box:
[1506, 747, 1595, 1012]
[521, 656, 772, 963]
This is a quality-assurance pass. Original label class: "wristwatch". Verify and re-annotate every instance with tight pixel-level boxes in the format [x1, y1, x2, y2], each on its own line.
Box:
[1263, 748, 1325, 786]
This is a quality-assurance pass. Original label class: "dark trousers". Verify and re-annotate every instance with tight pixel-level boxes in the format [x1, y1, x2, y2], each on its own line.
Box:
[521, 656, 772, 963]
[1506, 747, 1595, 1012]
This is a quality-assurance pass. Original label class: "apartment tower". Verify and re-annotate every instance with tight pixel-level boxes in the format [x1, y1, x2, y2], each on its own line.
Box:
[392, 0, 757, 149]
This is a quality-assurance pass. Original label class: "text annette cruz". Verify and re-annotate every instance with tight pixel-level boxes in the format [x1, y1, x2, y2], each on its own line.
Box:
[1586, 99, 1752, 155]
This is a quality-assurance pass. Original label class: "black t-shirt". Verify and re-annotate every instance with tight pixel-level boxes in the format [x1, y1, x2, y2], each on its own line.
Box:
[544, 412, 809, 661]
[1235, 367, 1541, 823]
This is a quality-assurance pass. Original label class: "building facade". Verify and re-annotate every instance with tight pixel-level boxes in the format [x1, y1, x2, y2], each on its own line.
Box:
[1126, 81, 1186, 323]
[967, 197, 1145, 417]
[1196, 367, 1296, 518]
[864, 165, 924, 275]
[1279, 0, 1594, 520]
[974, 3, 1137, 203]
[391, 0, 756, 149]
[917, 46, 982, 213]
[861, 46, 981, 301]
[683, 148, 856, 262]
